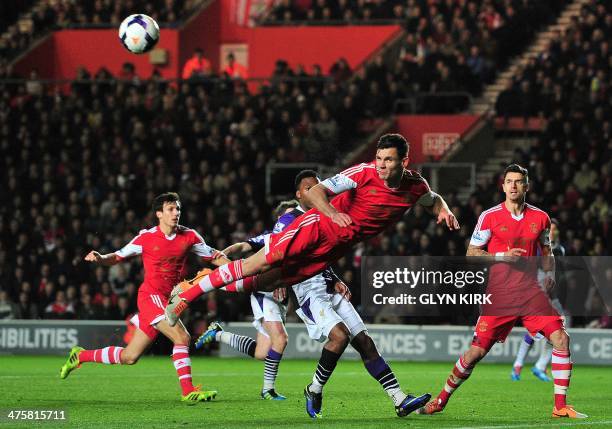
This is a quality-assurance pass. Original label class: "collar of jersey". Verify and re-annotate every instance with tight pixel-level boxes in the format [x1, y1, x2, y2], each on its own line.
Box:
[157, 226, 177, 240]
[502, 202, 526, 221]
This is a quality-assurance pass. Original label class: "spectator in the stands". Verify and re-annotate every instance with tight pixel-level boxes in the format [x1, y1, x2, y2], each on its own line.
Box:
[223, 52, 248, 79]
[182, 47, 212, 79]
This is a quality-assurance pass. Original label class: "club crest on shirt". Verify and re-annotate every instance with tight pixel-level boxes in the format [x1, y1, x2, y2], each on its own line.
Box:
[153, 245, 160, 251]
[369, 189, 377, 194]
[477, 320, 488, 332]
[500, 225, 508, 232]
[530, 222, 538, 233]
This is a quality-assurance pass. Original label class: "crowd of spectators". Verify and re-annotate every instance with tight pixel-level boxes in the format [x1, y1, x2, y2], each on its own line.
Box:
[0, 0, 206, 60]
[267, 0, 567, 96]
[0, 1, 609, 328]
[0, 59, 609, 328]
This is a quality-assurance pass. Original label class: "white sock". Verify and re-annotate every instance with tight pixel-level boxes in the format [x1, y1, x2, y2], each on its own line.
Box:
[514, 335, 533, 368]
[535, 341, 551, 371]
[389, 389, 407, 406]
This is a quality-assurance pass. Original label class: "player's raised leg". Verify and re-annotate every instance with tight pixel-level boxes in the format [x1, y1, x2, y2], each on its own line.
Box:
[350, 331, 431, 416]
[547, 328, 587, 418]
[166, 250, 275, 326]
[157, 319, 217, 404]
[60, 324, 151, 379]
[511, 333, 534, 381]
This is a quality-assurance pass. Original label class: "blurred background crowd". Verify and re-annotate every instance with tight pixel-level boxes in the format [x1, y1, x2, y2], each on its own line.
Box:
[0, 0, 609, 330]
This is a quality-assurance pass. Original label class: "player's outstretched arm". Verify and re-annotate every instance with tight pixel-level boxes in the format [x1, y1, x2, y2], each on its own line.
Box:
[84, 251, 121, 266]
[221, 242, 253, 258]
[427, 193, 460, 230]
[305, 183, 352, 227]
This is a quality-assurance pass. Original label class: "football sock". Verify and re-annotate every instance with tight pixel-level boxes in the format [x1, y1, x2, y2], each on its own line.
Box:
[535, 341, 551, 372]
[364, 356, 406, 406]
[513, 334, 534, 372]
[172, 344, 194, 396]
[310, 348, 342, 394]
[79, 346, 124, 364]
[221, 277, 257, 293]
[198, 260, 245, 293]
[217, 332, 256, 358]
[263, 349, 283, 391]
[180, 260, 246, 301]
[552, 349, 571, 409]
[438, 354, 474, 405]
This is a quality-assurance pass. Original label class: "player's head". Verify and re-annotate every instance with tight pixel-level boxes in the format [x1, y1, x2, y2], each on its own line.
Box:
[152, 192, 181, 228]
[502, 164, 529, 203]
[294, 169, 319, 209]
[273, 199, 299, 219]
[375, 134, 410, 181]
[550, 218, 560, 242]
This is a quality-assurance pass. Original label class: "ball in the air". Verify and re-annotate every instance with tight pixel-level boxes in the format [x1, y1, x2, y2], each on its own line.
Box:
[118, 14, 159, 54]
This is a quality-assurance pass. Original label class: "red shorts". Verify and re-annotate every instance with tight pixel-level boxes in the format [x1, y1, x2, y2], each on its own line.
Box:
[129, 290, 168, 340]
[472, 315, 565, 349]
[265, 213, 354, 285]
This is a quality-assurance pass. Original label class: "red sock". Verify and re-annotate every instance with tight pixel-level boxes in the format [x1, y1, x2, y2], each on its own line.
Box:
[438, 354, 474, 405]
[222, 276, 257, 293]
[79, 346, 124, 364]
[180, 260, 245, 302]
[552, 349, 571, 409]
[172, 344, 194, 395]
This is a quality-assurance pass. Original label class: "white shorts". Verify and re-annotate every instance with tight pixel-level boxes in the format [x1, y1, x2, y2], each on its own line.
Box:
[295, 292, 366, 343]
[250, 292, 287, 337]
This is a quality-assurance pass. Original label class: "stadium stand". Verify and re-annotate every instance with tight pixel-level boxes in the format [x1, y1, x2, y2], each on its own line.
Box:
[0, 1, 608, 328]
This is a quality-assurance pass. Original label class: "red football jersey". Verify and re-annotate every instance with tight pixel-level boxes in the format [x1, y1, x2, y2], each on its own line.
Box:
[470, 203, 552, 309]
[115, 225, 215, 296]
[320, 162, 433, 241]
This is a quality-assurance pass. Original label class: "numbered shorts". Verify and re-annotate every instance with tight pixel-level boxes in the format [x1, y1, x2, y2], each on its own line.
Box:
[250, 292, 287, 337]
[129, 291, 167, 340]
[295, 293, 366, 343]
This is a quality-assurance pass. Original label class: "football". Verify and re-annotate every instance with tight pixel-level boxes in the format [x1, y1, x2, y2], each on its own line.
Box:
[118, 14, 159, 54]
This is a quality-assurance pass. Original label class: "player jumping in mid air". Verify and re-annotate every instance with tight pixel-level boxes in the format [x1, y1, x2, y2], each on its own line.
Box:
[197, 170, 424, 417]
[59, 192, 227, 404]
[168, 133, 459, 416]
[417, 164, 587, 419]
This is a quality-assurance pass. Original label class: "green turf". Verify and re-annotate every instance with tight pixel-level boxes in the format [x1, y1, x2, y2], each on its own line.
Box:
[1, 355, 610, 429]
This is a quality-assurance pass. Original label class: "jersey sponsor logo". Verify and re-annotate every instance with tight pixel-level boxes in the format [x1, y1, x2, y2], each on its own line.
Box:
[369, 189, 377, 194]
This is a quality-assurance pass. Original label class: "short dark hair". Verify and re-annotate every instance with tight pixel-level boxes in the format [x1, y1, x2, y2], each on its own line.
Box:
[273, 199, 299, 218]
[152, 192, 180, 213]
[503, 164, 529, 182]
[376, 133, 409, 159]
[294, 169, 319, 190]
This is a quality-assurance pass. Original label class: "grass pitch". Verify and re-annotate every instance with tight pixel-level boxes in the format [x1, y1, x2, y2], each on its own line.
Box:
[1, 355, 610, 428]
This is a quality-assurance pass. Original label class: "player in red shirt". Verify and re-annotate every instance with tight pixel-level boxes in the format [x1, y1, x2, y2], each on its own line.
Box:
[417, 164, 587, 419]
[166, 133, 459, 415]
[59, 192, 227, 404]
[168, 133, 458, 308]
